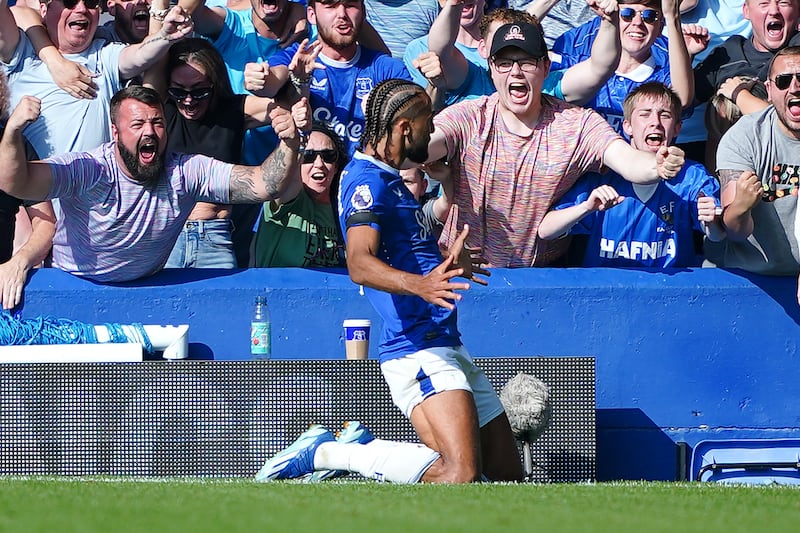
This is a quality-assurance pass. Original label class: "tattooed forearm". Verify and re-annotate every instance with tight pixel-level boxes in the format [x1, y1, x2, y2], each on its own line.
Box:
[228, 142, 298, 202]
[260, 144, 291, 198]
[717, 169, 744, 189]
[229, 166, 264, 203]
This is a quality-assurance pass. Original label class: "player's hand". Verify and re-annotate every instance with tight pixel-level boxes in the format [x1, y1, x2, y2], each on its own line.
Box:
[6, 96, 41, 133]
[585, 184, 624, 212]
[731, 170, 762, 213]
[416, 253, 470, 310]
[448, 219, 490, 286]
[656, 145, 684, 179]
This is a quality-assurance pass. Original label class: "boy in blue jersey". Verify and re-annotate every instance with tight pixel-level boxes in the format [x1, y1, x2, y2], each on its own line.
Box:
[538, 82, 724, 267]
[256, 79, 523, 484]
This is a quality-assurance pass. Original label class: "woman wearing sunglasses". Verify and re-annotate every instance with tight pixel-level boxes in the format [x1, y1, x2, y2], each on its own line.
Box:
[143, 38, 281, 269]
[251, 122, 346, 268]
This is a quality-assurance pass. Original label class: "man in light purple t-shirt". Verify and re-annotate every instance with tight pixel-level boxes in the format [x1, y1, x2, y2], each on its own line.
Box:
[0, 85, 302, 282]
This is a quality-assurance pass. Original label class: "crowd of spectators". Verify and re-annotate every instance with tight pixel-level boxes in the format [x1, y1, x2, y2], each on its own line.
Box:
[1, 0, 800, 307]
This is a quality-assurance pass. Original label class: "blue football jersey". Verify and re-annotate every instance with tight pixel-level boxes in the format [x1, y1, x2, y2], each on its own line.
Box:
[338, 152, 461, 361]
[270, 45, 413, 156]
[551, 17, 671, 135]
[553, 161, 720, 268]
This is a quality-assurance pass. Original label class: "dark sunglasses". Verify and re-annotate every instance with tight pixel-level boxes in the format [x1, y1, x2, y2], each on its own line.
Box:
[55, 0, 102, 9]
[619, 7, 660, 24]
[301, 149, 339, 164]
[167, 87, 213, 102]
[773, 72, 800, 90]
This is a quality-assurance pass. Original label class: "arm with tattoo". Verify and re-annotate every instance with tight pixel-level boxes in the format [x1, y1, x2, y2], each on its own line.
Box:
[717, 168, 762, 241]
[228, 105, 303, 203]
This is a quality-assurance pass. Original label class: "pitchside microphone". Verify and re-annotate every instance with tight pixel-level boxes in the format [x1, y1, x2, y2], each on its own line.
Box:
[500, 373, 553, 480]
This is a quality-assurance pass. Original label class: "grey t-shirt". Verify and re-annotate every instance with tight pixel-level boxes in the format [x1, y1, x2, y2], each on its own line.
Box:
[706, 106, 800, 275]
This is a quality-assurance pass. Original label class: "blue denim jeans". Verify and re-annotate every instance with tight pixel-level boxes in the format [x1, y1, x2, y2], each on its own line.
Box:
[165, 219, 237, 269]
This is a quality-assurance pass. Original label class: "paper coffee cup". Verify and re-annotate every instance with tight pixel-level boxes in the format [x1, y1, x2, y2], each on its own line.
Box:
[343, 319, 371, 360]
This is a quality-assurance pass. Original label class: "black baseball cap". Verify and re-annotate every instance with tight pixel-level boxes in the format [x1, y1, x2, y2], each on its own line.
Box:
[489, 22, 548, 59]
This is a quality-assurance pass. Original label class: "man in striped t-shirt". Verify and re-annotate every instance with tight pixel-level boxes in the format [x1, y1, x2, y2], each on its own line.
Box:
[425, 18, 686, 267]
[0, 86, 303, 282]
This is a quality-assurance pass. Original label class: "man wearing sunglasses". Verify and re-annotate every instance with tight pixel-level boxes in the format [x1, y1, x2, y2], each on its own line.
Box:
[706, 46, 800, 278]
[0, 85, 304, 282]
[0, 1, 192, 158]
[551, 0, 694, 137]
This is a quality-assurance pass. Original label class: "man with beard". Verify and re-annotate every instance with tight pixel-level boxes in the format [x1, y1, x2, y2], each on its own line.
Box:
[0, 85, 303, 282]
[97, 0, 152, 45]
[247, 0, 413, 156]
[182, 0, 307, 97]
[256, 78, 523, 485]
[0, 1, 192, 157]
[704, 46, 800, 280]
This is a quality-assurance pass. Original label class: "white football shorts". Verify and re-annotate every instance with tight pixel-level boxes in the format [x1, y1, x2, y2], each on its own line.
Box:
[380, 345, 504, 427]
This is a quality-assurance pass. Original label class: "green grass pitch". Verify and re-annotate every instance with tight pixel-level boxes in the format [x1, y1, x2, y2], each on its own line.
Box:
[1, 478, 799, 532]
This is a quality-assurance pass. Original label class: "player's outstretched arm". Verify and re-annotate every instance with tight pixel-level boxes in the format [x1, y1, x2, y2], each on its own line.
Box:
[346, 225, 470, 311]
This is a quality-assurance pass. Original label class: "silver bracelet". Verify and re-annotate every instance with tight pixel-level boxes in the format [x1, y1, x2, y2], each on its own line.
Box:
[150, 7, 169, 21]
[289, 72, 311, 87]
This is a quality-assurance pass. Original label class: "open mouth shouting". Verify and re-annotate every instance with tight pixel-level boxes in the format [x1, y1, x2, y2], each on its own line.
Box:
[138, 136, 158, 165]
[132, 7, 150, 31]
[309, 169, 329, 183]
[766, 18, 786, 44]
[644, 131, 665, 149]
[67, 18, 91, 33]
[508, 82, 530, 104]
[260, 0, 283, 17]
[786, 95, 800, 120]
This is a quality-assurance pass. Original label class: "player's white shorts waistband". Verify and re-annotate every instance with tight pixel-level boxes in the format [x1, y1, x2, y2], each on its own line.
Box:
[380, 345, 504, 427]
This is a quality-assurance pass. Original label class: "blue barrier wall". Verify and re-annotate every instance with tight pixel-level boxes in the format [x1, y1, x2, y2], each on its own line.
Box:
[14, 267, 800, 481]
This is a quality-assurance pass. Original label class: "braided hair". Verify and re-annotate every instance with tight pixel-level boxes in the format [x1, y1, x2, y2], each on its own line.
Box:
[360, 78, 429, 163]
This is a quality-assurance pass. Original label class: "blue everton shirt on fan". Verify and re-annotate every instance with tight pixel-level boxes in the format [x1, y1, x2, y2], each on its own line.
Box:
[550, 17, 672, 136]
[551, 162, 720, 268]
[337, 152, 461, 362]
[269, 45, 413, 156]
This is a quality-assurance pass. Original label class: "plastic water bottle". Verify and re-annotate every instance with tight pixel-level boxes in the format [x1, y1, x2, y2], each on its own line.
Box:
[250, 295, 271, 359]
